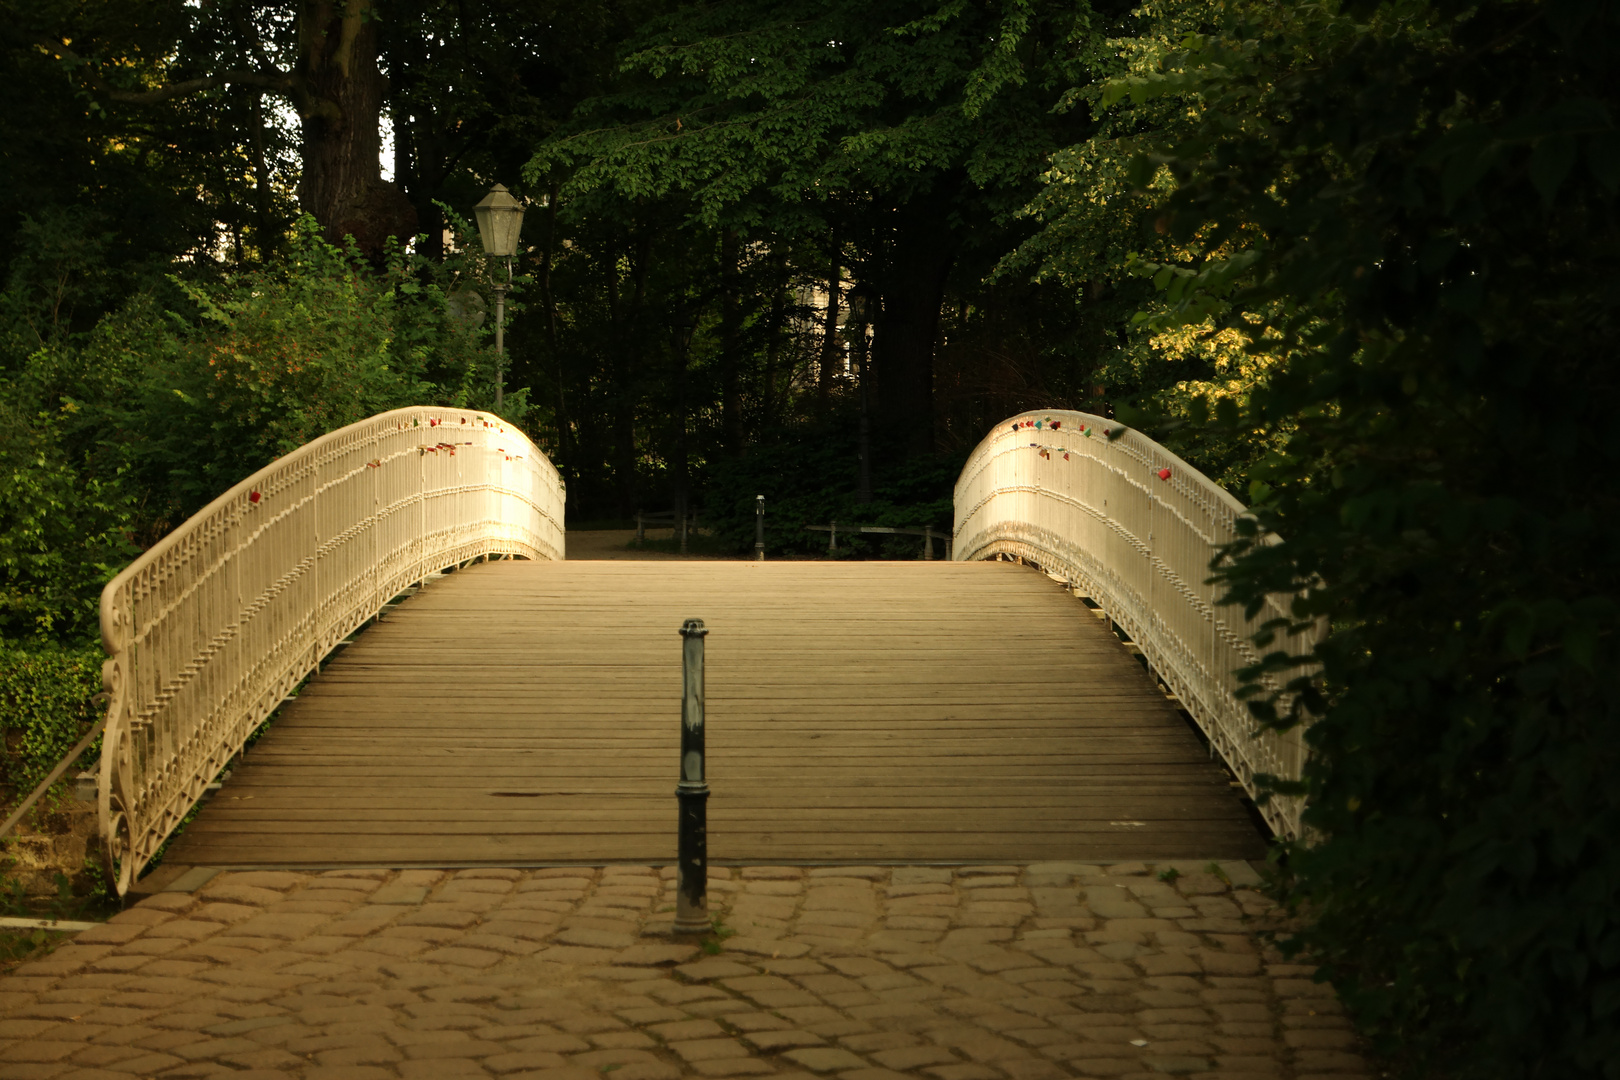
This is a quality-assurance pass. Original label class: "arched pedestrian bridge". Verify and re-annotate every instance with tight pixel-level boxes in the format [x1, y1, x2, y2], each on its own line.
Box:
[96, 409, 1315, 893]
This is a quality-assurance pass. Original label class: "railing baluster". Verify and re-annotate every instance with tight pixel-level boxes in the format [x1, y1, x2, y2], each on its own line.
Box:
[96, 407, 566, 894]
[952, 411, 1320, 841]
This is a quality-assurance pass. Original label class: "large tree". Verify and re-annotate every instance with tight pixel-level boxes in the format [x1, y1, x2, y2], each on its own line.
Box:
[530, 0, 1106, 454]
[20, 0, 415, 257]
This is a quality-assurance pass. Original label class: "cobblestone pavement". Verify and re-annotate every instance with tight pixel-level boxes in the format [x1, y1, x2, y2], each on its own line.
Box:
[0, 862, 1368, 1080]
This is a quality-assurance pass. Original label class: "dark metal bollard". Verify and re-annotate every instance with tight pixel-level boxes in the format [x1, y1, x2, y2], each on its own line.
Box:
[829, 520, 838, 554]
[754, 495, 765, 561]
[674, 618, 710, 933]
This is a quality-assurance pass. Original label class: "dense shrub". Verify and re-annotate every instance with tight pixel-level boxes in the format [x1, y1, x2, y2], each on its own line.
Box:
[0, 643, 101, 800]
[1098, 2, 1620, 1075]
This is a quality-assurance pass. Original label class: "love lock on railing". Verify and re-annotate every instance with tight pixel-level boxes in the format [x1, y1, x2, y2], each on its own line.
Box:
[674, 618, 711, 933]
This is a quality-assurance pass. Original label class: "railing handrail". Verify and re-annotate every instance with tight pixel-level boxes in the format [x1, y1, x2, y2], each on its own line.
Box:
[953, 410, 1318, 840]
[97, 410, 561, 645]
[97, 406, 565, 893]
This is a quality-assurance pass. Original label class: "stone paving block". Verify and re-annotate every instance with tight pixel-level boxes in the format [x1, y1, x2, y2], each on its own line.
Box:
[1142, 1054, 1215, 1073]
[745, 1029, 826, 1051]
[1000, 1059, 1071, 1080]
[670, 1037, 751, 1062]
[613, 943, 697, 966]
[1197, 952, 1261, 976]
[691, 1059, 776, 1077]
[587, 1030, 657, 1050]
[198, 883, 285, 907]
[650, 1018, 727, 1041]
[70, 925, 144, 947]
[98, 1050, 185, 1072]
[616, 1006, 686, 1025]
[556, 1014, 629, 1035]
[872, 1044, 960, 1069]
[1271, 979, 1336, 1000]
[483, 1050, 570, 1073]
[806, 867, 883, 880]
[891, 869, 954, 886]
[1292, 1048, 1367, 1070]
[839, 1032, 919, 1053]
[780, 1047, 866, 1072]
[536, 945, 621, 965]
[505, 1033, 592, 1054]
[370, 885, 430, 905]
[686, 999, 754, 1020]
[921, 1063, 1001, 1080]
[723, 937, 812, 959]
[676, 958, 756, 981]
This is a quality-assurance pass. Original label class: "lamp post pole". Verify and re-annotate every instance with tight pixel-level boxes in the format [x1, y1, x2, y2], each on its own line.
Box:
[492, 267, 508, 409]
[474, 184, 526, 413]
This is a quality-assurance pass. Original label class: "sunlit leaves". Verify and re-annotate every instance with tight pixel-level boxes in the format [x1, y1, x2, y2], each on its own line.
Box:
[1103, 1, 1620, 1075]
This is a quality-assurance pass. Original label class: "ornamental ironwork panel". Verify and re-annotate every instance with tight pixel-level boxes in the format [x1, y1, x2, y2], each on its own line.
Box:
[97, 408, 564, 892]
[954, 413, 1319, 841]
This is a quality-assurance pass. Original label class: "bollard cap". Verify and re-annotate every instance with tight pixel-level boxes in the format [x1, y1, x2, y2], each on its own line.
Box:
[679, 618, 708, 638]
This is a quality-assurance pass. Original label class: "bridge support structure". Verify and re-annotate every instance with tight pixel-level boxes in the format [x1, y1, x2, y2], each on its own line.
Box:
[96, 407, 565, 893]
[953, 411, 1321, 841]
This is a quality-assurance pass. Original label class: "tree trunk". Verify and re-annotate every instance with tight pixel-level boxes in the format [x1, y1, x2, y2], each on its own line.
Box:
[762, 255, 787, 433]
[296, 0, 416, 259]
[873, 198, 956, 456]
[248, 94, 275, 259]
[541, 185, 566, 477]
[852, 289, 874, 503]
[608, 249, 633, 517]
[720, 229, 744, 454]
[817, 248, 842, 411]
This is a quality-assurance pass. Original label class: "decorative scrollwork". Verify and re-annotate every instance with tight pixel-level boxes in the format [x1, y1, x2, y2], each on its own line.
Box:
[955, 411, 1319, 841]
[96, 407, 566, 894]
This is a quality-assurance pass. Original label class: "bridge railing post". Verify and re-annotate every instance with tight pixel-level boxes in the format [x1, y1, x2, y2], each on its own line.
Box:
[674, 618, 711, 934]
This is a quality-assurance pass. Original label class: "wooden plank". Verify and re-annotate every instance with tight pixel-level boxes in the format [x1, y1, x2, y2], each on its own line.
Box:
[163, 559, 1267, 867]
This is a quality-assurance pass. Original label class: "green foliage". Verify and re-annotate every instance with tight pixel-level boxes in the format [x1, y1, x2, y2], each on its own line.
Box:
[0, 401, 139, 642]
[532, 0, 1096, 224]
[132, 218, 449, 507]
[0, 214, 509, 641]
[0, 643, 102, 798]
[1091, 1, 1620, 1075]
[0, 922, 73, 966]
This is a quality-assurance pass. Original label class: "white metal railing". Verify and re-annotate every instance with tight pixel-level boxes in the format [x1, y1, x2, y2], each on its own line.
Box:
[97, 407, 564, 892]
[954, 410, 1319, 840]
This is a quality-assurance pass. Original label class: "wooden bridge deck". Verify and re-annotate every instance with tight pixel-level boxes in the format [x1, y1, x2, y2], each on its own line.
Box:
[164, 559, 1266, 868]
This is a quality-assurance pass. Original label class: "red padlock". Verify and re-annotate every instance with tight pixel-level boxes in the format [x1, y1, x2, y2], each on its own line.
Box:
[1158, 467, 1172, 481]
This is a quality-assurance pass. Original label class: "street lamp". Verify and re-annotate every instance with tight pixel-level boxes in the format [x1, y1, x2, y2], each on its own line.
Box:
[474, 183, 525, 409]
